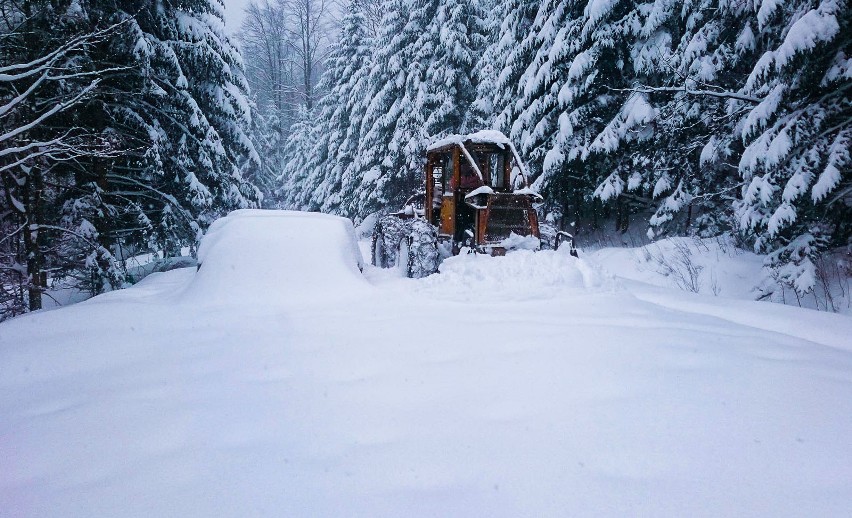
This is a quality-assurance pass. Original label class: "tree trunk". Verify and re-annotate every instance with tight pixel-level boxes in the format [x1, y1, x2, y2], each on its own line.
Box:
[22, 167, 44, 311]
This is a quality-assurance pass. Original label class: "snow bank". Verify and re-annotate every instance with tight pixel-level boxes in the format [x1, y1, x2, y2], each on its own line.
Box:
[590, 234, 851, 315]
[591, 235, 763, 299]
[183, 210, 367, 306]
[2, 222, 852, 517]
[418, 248, 615, 300]
[499, 232, 541, 251]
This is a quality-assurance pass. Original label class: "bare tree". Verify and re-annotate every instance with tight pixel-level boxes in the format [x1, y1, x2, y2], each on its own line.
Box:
[239, 0, 300, 132]
[286, 0, 333, 111]
[238, 0, 335, 118]
[0, 7, 123, 316]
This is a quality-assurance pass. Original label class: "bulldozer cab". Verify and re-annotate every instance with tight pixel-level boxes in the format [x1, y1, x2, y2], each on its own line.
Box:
[424, 131, 540, 251]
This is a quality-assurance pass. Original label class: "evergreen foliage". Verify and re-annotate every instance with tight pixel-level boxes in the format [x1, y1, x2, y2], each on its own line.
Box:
[280, 0, 488, 219]
[279, 0, 849, 299]
[1, 0, 259, 319]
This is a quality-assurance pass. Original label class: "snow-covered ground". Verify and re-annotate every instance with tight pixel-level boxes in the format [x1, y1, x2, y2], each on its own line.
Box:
[2, 210, 852, 517]
[589, 235, 851, 314]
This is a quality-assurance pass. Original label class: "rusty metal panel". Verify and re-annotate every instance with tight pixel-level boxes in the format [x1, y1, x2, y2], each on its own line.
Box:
[425, 160, 433, 224]
[529, 209, 540, 238]
[452, 147, 460, 191]
[440, 196, 455, 236]
[483, 194, 536, 242]
[477, 208, 488, 244]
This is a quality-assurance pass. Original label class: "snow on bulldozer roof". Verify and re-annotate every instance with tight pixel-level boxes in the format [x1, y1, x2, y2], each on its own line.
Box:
[426, 130, 512, 151]
[427, 130, 533, 187]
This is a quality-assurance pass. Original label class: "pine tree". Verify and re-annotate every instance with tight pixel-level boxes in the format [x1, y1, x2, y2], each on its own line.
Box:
[507, 0, 641, 230]
[334, 0, 488, 221]
[471, 0, 540, 133]
[733, 0, 850, 296]
[341, 0, 428, 219]
[308, 3, 373, 215]
[278, 107, 316, 209]
[26, 0, 261, 309]
[422, 0, 486, 135]
[0, 0, 122, 314]
[91, 0, 260, 254]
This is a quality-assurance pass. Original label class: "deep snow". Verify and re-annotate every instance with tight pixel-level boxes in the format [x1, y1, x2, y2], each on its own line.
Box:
[2, 210, 852, 517]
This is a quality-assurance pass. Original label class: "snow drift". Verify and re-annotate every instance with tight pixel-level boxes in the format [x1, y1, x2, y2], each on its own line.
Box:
[417, 248, 613, 301]
[182, 209, 366, 306]
[2, 211, 852, 517]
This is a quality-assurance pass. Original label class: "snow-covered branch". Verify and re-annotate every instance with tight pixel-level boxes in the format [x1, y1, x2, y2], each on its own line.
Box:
[607, 85, 763, 104]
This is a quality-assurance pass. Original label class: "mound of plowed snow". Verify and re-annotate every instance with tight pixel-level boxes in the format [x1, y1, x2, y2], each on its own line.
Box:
[182, 210, 366, 306]
[417, 248, 615, 300]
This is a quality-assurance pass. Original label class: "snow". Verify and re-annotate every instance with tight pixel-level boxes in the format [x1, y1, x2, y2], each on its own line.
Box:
[584, 0, 618, 28]
[812, 160, 841, 202]
[822, 51, 852, 85]
[756, 0, 783, 29]
[566, 50, 593, 82]
[464, 185, 494, 198]
[741, 84, 785, 140]
[426, 129, 512, 151]
[588, 93, 656, 156]
[2, 212, 852, 517]
[185, 210, 365, 306]
[767, 201, 797, 237]
[511, 186, 542, 198]
[811, 129, 850, 202]
[652, 174, 672, 198]
[699, 135, 718, 166]
[735, 23, 756, 53]
[498, 232, 541, 251]
[774, 2, 841, 70]
[591, 235, 765, 300]
[593, 172, 625, 201]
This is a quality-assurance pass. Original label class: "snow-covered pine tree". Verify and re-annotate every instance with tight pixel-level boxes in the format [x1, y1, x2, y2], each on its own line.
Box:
[0, 0, 124, 314]
[335, 0, 487, 221]
[733, 0, 851, 297]
[300, 3, 373, 215]
[474, 0, 545, 135]
[243, 103, 284, 204]
[629, 0, 742, 239]
[20, 0, 263, 307]
[509, 0, 642, 230]
[341, 0, 429, 219]
[94, 0, 260, 256]
[278, 106, 317, 208]
[422, 0, 487, 135]
[463, 0, 502, 131]
[585, 0, 746, 238]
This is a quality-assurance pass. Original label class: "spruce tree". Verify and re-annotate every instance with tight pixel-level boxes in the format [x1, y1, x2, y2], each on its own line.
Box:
[342, 0, 427, 219]
[88, 0, 260, 255]
[733, 0, 850, 296]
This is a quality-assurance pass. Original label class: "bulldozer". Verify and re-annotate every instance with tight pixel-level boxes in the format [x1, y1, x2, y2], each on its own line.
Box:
[372, 130, 574, 278]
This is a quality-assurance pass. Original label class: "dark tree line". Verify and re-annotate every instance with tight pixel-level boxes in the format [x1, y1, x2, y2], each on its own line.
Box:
[1, 0, 258, 320]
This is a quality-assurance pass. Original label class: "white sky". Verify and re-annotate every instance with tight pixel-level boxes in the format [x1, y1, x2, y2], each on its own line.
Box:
[221, 0, 252, 34]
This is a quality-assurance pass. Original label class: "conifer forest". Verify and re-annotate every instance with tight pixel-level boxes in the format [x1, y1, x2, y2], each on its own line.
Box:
[1, 0, 850, 319]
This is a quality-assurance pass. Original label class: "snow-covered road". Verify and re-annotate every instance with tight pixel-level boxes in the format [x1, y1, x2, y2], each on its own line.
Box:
[2, 211, 851, 517]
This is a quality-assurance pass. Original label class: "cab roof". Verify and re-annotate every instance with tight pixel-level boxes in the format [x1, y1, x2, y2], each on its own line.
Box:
[426, 130, 512, 152]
